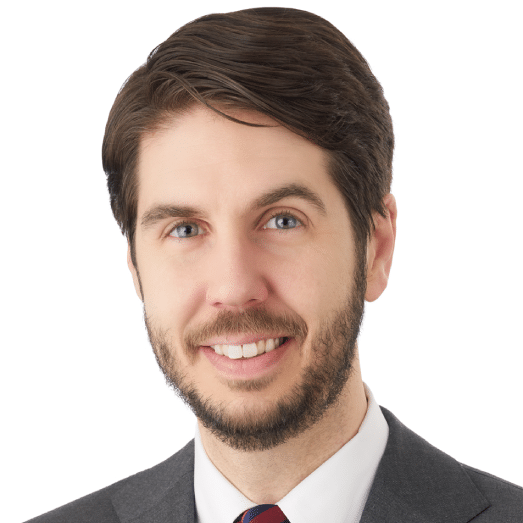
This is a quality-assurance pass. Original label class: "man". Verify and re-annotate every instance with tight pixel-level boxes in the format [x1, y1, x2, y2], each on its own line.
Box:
[27, 7, 523, 523]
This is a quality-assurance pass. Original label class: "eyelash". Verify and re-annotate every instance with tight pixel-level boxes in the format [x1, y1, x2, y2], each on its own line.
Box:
[167, 209, 303, 240]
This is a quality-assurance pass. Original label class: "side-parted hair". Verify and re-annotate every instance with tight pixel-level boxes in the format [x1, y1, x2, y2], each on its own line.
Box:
[102, 7, 394, 267]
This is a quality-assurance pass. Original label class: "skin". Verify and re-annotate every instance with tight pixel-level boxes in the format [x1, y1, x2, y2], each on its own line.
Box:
[128, 105, 397, 504]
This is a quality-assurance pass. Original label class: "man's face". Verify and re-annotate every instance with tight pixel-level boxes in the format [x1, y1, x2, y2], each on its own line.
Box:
[130, 105, 368, 451]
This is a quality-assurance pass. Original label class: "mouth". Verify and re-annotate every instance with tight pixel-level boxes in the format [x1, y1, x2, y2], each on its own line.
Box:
[207, 337, 290, 360]
[200, 337, 294, 379]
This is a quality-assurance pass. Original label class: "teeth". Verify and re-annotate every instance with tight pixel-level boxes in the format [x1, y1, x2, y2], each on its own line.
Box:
[228, 345, 243, 359]
[242, 343, 258, 358]
[211, 337, 286, 359]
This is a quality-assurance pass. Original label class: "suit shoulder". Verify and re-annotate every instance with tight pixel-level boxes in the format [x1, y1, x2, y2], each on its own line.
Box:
[462, 464, 523, 521]
[23, 478, 125, 523]
[378, 407, 523, 522]
[24, 440, 195, 523]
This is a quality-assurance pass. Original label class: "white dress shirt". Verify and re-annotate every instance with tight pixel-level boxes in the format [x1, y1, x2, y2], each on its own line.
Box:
[194, 384, 389, 523]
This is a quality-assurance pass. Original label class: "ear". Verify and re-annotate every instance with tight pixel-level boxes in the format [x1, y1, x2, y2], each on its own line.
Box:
[365, 193, 397, 302]
[127, 245, 144, 302]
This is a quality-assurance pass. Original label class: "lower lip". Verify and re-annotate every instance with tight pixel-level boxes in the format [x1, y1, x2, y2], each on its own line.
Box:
[201, 338, 294, 379]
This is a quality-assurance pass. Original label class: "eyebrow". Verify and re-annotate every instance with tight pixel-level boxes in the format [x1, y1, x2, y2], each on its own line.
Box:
[140, 182, 327, 231]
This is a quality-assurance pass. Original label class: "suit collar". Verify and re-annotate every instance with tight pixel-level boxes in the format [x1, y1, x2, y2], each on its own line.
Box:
[110, 408, 491, 523]
[111, 439, 196, 523]
[360, 407, 490, 523]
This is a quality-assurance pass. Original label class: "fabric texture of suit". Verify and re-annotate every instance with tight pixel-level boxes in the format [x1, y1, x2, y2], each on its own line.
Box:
[25, 407, 523, 522]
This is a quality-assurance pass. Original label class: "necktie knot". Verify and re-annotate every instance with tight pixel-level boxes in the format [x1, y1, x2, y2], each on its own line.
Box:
[234, 504, 290, 523]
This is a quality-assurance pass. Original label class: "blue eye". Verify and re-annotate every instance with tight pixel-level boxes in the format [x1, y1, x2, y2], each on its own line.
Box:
[168, 211, 302, 240]
[169, 222, 201, 239]
[264, 213, 302, 230]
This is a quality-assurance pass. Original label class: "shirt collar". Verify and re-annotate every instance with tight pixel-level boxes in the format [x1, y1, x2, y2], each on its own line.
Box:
[194, 384, 388, 523]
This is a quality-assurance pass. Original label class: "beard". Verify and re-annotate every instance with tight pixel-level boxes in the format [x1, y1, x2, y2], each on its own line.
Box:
[141, 251, 367, 452]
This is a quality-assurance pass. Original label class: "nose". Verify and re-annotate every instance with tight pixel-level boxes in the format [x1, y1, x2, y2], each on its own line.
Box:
[205, 233, 270, 311]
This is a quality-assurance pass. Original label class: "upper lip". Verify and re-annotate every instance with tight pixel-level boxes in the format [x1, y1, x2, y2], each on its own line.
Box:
[201, 334, 289, 346]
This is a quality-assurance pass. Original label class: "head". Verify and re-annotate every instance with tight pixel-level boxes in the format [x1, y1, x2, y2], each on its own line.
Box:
[102, 8, 395, 451]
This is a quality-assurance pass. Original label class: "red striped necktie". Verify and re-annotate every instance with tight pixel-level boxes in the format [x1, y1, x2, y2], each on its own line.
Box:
[233, 504, 290, 523]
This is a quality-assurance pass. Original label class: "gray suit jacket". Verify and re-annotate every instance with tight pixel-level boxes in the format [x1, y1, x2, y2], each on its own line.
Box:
[26, 408, 523, 522]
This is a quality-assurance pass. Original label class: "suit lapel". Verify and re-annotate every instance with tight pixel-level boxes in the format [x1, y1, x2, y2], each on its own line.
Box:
[360, 407, 490, 523]
[111, 439, 196, 523]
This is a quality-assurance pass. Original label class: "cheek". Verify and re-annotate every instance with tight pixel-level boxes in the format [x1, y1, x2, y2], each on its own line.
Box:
[139, 255, 193, 315]
[305, 249, 354, 309]
[272, 252, 336, 312]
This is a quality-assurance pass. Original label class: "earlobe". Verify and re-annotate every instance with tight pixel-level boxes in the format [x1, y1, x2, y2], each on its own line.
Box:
[365, 194, 397, 302]
[127, 246, 144, 302]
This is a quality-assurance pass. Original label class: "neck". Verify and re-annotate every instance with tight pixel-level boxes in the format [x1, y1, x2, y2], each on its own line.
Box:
[198, 356, 367, 505]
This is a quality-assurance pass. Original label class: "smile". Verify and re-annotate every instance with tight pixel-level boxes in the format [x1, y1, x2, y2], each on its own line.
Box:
[210, 337, 289, 359]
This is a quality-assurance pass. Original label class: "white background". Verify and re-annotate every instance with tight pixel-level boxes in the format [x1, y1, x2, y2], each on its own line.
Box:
[3, 1, 522, 521]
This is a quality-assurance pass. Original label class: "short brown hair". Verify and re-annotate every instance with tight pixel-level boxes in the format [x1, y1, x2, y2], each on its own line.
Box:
[102, 7, 394, 267]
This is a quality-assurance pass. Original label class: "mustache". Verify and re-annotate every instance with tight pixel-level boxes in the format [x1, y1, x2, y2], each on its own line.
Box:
[185, 307, 308, 350]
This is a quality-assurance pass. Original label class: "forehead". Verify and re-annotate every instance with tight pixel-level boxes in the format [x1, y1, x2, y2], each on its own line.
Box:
[136, 105, 337, 215]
